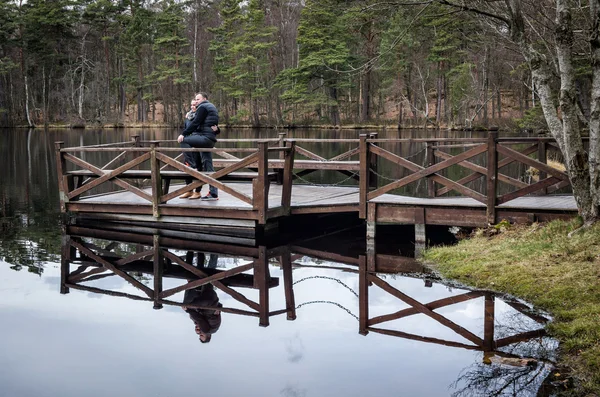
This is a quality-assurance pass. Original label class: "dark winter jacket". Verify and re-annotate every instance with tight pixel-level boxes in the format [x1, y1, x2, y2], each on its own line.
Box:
[181, 100, 219, 141]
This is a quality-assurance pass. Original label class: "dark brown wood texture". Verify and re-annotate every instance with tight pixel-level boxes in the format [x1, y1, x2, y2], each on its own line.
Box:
[55, 136, 578, 229]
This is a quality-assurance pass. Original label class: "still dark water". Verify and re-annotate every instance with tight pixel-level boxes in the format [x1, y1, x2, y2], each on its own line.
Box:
[1, 128, 556, 397]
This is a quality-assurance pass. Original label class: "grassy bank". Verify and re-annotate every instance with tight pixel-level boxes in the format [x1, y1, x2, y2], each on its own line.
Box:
[423, 220, 600, 394]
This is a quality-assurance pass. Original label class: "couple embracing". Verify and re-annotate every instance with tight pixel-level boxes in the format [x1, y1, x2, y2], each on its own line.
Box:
[177, 92, 219, 201]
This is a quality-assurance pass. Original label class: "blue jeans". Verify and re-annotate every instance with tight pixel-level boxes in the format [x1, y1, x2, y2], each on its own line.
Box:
[180, 134, 218, 196]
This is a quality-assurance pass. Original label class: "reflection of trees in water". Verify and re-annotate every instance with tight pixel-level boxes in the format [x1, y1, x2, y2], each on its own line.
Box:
[0, 212, 61, 274]
[451, 359, 550, 397]
[451, 306, 556, 397]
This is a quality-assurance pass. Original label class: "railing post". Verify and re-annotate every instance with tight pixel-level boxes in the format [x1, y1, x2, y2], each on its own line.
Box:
[150, 141, 162, 218]
[281, 140, 295, 215]
[54, 141, 69, 213]
[483, 293, 495, 351]
[256, 246, 270, 327]
[426, 140, 436, 197]
[359, 134, 369, 219]
[277, 132, 287, 184]
[358, 255, 369, 335]
[486, 131, 498, 225]
[60, 229, 71, 294]
[153, 234, 164, 310]
[253, 141, 270, 224]
[281, 248, 296, 321]
[368, 132, 378, 189]
[537, 139, 547, 195]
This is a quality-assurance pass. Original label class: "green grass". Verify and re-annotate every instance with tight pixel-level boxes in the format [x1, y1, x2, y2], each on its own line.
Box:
[423, 219, 600, 395]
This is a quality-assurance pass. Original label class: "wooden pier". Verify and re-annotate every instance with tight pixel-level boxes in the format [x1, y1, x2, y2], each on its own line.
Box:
[55, 132, 580, 243]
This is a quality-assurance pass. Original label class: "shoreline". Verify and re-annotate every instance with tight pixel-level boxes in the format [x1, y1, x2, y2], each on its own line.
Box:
[421, 219, 600, 395]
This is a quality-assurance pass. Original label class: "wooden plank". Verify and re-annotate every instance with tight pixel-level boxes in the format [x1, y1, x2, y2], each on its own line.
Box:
[153, 235, 163, 308]
[358, 255, 368, 335]
[483, 294, 495, 351]
[254, 142, 270, 224]
[75, 212, 256, 227]
[76, 218, 256, 239]
[256, 246, 270, 326]
[427, 141, 436, 197]
[212, 159, 361, 171]
[425, 207, 487, 227]
[281, 141, 295, 214]
[66, 283, 153, 301]
[486, 132, 498, 224]
[67, 225, 260, 257]
[495, 329, 546, 348]
[435, 150, 528, 189]
[330, 147, 360, 161]
[295, 145, 326, 161]
[281, 250, 297, 320]
[76, 221, 256, 246]
[290, 245, 361, 266]
[150, 142, 162, 217]
[497, 144, 569, 180]
[55, 142, 68, 212]
[359, 135, 369, 218]
[497, 176, 562, 204]
[368, 327, 480, 350]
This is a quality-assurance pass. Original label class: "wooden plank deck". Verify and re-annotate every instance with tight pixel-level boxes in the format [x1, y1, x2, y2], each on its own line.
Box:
[70, 182, 578, 229]
[55, 136, 583, 237]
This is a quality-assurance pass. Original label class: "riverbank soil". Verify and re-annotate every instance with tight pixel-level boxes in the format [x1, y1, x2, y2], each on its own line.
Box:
[423, 220, 600, 395]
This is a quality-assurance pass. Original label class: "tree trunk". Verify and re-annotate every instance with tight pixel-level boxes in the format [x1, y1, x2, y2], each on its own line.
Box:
[436, 61, 442, 125]
[513, 0, 596, 223]
[329, 86, 340, 126]
[360, 70, 370, 122]
[589, 0, 600, 221]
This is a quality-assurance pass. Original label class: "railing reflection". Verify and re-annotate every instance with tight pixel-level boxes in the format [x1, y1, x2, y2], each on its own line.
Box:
[60, 226, 549, 359]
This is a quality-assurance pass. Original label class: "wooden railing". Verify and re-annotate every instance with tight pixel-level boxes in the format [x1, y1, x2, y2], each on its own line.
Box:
[55, 132, 579, 225]
[359, 132, 578, 223]
[55, 139, 295, 224]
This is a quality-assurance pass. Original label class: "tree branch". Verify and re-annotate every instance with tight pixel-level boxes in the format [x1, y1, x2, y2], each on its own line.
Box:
[435, 0, 511, 26]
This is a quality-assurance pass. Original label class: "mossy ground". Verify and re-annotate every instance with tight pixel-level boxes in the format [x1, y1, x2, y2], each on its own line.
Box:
[423, 219, 600, 395]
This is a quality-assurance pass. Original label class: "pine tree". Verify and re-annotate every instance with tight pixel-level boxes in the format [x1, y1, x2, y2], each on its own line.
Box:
[277, 0, 351, 125]
[151, 0, 192, 125]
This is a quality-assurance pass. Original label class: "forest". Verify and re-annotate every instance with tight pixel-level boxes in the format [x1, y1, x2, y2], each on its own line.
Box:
[0, 0, 546, 129]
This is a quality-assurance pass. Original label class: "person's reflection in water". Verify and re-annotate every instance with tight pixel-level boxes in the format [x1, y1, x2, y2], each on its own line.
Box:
[182, 252, 222, 342]
[183, 283, 222, 343]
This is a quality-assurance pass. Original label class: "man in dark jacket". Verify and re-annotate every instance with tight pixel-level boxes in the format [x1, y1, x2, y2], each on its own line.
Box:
[178, 92, 219, 200]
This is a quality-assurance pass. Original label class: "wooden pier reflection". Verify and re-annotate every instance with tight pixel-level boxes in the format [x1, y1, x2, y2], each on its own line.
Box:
[60, 227, 548, 357]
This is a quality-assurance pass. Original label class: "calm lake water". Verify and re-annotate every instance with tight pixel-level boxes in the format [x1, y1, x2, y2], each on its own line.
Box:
[1, 128, 556, 397]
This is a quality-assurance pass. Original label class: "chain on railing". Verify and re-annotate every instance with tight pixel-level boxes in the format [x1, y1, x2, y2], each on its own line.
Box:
[295, 300, 359, 320]
[293, 275, 359, 298]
